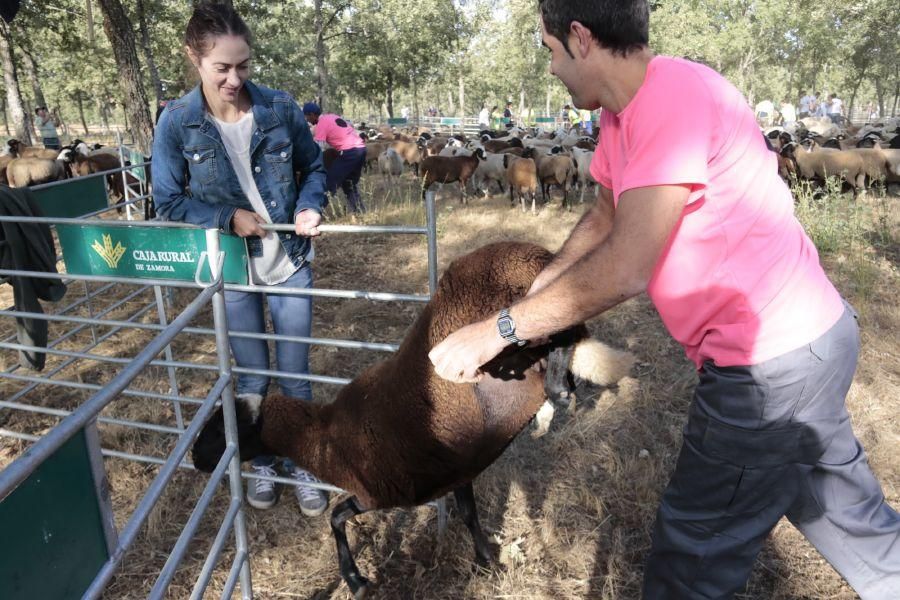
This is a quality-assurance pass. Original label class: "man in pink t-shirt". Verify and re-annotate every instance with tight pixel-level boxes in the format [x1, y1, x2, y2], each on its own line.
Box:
[302, 102, 368, 213]
[429, 1, 899, 598]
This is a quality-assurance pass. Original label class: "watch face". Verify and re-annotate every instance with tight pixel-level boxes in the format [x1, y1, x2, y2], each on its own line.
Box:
[498, 317, 514, 336]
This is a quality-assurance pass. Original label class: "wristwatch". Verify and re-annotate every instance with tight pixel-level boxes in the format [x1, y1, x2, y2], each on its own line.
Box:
[497, 308, 527, 347]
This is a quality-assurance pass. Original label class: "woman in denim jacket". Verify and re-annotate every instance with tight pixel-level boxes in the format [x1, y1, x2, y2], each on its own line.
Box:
[152, 1, 329, 517]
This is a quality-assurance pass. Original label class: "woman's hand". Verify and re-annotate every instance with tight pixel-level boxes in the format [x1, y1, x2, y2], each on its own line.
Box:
[231, 208, 267, 238]
[295, 209, 322, 238]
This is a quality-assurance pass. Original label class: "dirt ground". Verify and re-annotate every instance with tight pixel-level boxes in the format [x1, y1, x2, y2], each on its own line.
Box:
[0, 173, 897, 599]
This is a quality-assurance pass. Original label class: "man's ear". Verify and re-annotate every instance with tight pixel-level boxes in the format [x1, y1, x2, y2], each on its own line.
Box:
[569, 21, 594, 60]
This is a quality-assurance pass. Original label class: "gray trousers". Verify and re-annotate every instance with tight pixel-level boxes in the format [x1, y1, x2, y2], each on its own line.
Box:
[644, 303, 900, 599]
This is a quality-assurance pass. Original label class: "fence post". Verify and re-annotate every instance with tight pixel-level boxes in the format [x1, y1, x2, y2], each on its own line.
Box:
[425, 191, 438, 296]
[204, 228, 253, 600]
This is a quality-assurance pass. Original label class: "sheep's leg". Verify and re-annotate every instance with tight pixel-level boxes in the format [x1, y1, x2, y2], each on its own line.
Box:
[544, 343, 576, 408]
[331, 496, 371, 599]
[453, 483, 496, 567]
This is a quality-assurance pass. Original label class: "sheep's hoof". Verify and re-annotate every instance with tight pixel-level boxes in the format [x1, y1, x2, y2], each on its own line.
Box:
[348, 573, 370, 599]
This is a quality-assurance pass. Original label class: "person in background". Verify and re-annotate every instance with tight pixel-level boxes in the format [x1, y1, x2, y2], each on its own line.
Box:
[828, 94, 844, 124]
[430, 0, 900, 597]
[580, 108, 593, 135]
[503, 101, 514, 128]
[565, 103, 582, 132]
[152, 1, 330, 517]
[779, 99, 796, 125]
[798, 90, 814, 119]
[302, 102, 368, 213]
[478, 104, 491, 130]
[814, 92, 829, 117]
[34, 106, 60, 150]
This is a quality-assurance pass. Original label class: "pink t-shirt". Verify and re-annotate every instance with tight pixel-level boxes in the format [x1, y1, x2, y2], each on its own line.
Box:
[590, 56, 843, 368]
[313, 114, 365, 151]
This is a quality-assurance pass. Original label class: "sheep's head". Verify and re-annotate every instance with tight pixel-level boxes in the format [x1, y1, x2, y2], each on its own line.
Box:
[7, 139, 21, 156]
[192, 393, 270, 473]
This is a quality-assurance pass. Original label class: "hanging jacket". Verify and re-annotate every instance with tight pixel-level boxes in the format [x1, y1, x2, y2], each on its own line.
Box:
[0, 186, 67, 370]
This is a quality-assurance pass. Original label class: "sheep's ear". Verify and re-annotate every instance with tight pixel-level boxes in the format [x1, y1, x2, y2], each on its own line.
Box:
[236, 393, 263, 424]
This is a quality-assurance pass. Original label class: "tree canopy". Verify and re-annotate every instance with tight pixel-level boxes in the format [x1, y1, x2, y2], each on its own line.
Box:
[1, 0, 897, 139]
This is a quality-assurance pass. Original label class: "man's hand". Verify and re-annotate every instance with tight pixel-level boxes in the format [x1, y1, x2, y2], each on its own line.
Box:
[231, 208, 267, 238]
[295, 209, 322, 238]
[428, 317, 507, 383]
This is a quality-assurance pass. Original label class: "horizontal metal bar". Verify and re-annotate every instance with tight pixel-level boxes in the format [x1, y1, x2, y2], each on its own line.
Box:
[0, 309, 401, 352]
[150, 443, 238, 599]
[0, 269, 430, 302]
[223, 282, 429, 303]
[0, 340, 350, 387]
[0, 427, 346, 495]
[0, 284, 221, 501]
[0, 400, 183, 435]
[191, 498, 241, 600]
[3, 298, 158, 406]
[27, 161, 152, 191]
[0, 268, 205, 289]
[264, 223, 427, 235]
[220, 550, 248, 600]
[77, 195, 150, 220]
[82, 374, 230, 599]
[0, 369, 205, 406]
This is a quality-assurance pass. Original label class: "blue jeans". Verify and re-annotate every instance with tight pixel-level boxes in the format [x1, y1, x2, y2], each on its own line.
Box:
[225, 264, 313, 400]
[326, 148, 367, 213]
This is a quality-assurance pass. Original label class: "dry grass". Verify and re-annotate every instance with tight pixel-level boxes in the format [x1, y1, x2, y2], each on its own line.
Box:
[0, 173, 897, 599]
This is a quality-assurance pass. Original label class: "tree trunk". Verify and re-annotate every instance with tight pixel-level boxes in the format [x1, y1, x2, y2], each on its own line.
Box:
[385, 73, 394, 119]
[0, 96, 8, 136]
[412, 74, 419, 125]
[75, 92, 89, 135]
[97, 96, 110, 132]
[136, 0, 163, 105]
[19, 47, 46, 108]
[848, 63, 868, 125]
[545, 82, 551, 117]
[0, 21, 31, 145]
[313, 0, 329, 109]
[96, 0, 154, 154]
[457, 72, 464, 117]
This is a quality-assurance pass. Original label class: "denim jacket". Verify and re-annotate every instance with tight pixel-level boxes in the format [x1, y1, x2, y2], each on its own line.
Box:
[152, 81, 327, 265]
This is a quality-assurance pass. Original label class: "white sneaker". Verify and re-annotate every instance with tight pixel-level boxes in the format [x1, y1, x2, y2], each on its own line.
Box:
[291, 467, 329, 517]
[246, 463, 278, 510]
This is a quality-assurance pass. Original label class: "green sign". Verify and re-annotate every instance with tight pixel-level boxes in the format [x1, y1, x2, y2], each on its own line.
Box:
[387, 118, 408, 126]
[440, 117, 463, 126]
[127, 148, 147, 184]
[0, 428, 111, 600]
[535, 117, 556, 124]
[32, 177, 108, 219]
[56, 224, 250, 285]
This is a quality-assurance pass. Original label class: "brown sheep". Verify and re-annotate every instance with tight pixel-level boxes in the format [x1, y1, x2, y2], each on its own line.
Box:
[506, 155, 539, 214]
[192, 241, 633, 599]
[390, 139, 424, 175]
[420, 149, 484, 203]
[6, 157, 70, 187]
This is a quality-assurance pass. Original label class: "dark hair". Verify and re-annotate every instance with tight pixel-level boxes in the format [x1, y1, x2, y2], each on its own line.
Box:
[184, 1, 252, 58]
[539, 0, 649, 58]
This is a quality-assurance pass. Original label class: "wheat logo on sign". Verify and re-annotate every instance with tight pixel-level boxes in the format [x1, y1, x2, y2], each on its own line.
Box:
[91, 234, 126, 269]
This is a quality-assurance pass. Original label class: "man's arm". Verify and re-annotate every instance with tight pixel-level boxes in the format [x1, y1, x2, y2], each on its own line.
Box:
[529, 185, 614, 294]
[429, 184, 690, 383]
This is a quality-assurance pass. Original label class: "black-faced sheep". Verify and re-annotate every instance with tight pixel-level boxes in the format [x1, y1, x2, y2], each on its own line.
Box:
[420, 149, 484, 203]
[192, 241, 633, 599]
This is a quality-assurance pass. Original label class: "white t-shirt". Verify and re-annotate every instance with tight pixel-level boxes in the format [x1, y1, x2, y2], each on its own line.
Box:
[830, 98, 843, 115]
[212, 112, 297, 286]
[478, 108, 490, 125]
